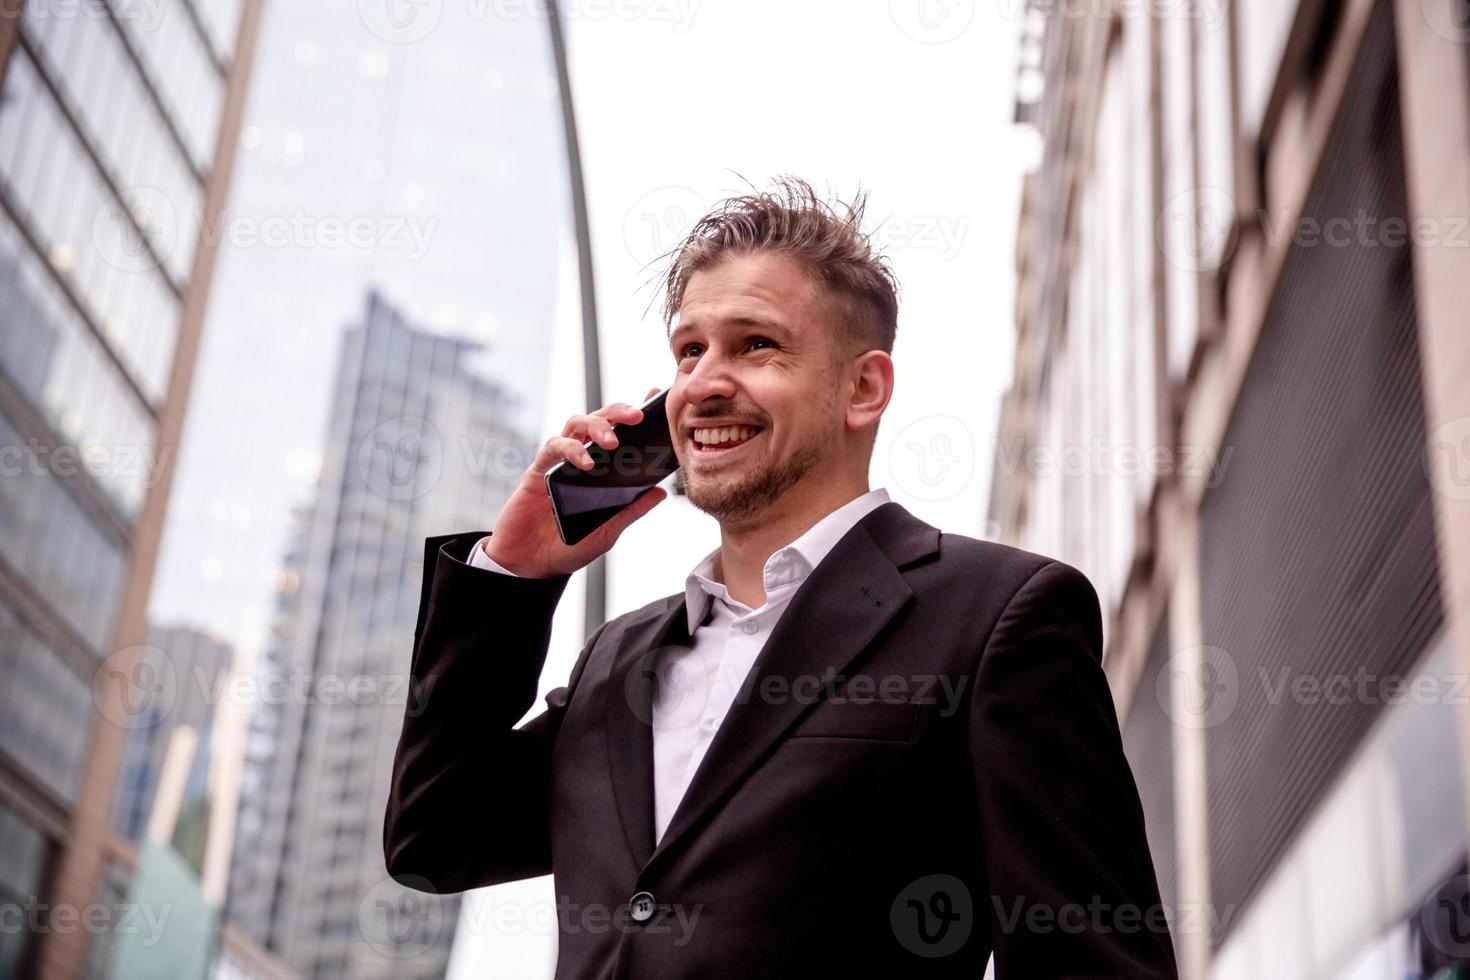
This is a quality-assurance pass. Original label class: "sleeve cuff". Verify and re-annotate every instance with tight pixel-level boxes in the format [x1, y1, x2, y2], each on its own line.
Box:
[467, 535, 521, 576]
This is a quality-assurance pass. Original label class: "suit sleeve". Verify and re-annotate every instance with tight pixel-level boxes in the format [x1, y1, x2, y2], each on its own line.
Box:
[383, 530, 609, 893]
[967, 560, 1178, 979]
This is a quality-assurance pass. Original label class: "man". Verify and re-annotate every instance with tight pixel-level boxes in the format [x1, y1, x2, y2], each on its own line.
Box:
[385, 177, 1177, 977]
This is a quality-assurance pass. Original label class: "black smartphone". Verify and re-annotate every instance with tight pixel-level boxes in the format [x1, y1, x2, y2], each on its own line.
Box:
[544, 389, 679, 546]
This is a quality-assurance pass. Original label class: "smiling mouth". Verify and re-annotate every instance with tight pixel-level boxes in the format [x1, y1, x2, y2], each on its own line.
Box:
[689, 427, 764, 460]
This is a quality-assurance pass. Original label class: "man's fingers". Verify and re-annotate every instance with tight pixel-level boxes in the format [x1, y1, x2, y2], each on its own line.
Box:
[563, 404, 644, 442]
[531, 435, 593, 478]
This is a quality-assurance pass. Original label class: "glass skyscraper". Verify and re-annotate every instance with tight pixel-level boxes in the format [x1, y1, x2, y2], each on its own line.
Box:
[225, 293, 537, 978]
[0, 1, 263, 976]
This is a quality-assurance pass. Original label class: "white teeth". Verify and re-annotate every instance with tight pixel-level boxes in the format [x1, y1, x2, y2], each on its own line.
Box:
[693, 425, 760, 446]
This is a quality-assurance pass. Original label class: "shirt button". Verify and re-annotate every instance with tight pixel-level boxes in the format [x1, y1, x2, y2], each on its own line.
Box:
[629, 891, 656, 923]
[741, 621, 758, 634]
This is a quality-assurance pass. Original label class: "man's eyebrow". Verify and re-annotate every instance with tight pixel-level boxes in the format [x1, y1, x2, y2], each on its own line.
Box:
[668, 315, 788, 349]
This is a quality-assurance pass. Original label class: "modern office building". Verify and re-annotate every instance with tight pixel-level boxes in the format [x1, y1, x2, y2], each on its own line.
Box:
[0, 1, 264, 976]
[110, 624, 234, 852]
[225, 293, 536, 978]
[989, 1, 1470, 978]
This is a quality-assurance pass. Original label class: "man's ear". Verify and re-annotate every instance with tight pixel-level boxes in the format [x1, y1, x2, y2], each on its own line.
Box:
[846, 350, 894, 436]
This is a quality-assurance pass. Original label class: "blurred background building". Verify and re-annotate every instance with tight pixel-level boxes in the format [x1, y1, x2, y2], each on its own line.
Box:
[0, 0, 266, 976]
[990, 0, 1470, 978]
[224, 293, 534, 978]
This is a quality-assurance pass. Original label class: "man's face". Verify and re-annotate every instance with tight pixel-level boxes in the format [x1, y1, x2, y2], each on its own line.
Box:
[666, 251, 849, 526]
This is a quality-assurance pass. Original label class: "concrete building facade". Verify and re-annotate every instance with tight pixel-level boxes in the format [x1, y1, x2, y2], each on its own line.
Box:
[989, 1, 1470, 977]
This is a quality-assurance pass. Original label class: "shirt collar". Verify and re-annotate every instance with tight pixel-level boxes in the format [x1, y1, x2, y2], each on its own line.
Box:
[683, 488, 892, 634]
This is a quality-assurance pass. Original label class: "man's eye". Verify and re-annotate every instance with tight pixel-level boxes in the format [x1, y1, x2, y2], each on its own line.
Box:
[679, 344, 702, 359]
[750, 337, 775, 350]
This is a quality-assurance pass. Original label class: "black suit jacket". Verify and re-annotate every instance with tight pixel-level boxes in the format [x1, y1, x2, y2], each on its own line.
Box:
[385, 502, 1178, 978]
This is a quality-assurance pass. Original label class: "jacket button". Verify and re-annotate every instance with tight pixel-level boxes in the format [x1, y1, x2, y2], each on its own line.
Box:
[629, 891, 656, 923]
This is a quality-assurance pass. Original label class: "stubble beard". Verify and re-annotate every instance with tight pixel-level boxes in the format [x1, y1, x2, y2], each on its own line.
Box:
[683, 427, 829, 527]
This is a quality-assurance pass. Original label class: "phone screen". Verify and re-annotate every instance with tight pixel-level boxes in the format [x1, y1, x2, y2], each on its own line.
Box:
[544, 390, 679, 546]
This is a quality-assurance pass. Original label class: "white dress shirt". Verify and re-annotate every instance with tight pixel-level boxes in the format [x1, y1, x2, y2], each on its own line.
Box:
[468, 487, 892, 842]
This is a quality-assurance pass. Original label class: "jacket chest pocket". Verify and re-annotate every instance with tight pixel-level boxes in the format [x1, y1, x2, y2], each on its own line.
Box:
[785, 694, 919, 742]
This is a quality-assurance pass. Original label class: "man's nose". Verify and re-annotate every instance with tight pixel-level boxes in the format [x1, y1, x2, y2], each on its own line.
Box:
[682, 349, 738, 402]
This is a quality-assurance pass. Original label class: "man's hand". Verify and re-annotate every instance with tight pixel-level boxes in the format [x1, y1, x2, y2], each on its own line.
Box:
[483, 387, 668, 578]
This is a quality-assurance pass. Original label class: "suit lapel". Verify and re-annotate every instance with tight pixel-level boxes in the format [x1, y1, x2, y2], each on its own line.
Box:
[602, 502, 941, 874]
[604, 596, 692, 870]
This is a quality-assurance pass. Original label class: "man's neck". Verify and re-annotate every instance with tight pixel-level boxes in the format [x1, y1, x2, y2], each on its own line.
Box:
[715, 480, 872, 610]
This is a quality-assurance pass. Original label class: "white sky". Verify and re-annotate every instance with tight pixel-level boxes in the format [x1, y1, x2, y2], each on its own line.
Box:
[449, 2, 1036, 975]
